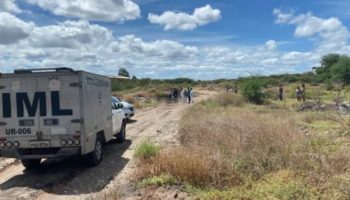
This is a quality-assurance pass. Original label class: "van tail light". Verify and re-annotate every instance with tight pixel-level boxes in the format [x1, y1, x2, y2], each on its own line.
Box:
[0, 138, 7, 142]
[73, 135, 80, 139]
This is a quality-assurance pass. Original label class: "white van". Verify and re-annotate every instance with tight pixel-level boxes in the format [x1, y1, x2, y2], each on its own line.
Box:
[0, 68, 126, 168]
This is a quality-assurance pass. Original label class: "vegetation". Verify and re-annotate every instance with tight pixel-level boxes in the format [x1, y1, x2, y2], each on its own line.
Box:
[315, 54, 350, 84]
[110, 54, 350, 110]
[111, 77, 197, 92]
[137, 175, 177, 188]
[135, 94, 350, 199]
[241, 78, 267, 104]
[124, 53, 350, 199]
[134, 140, 161, 159]
[200, 93, 245, 108]
[118, 67, 130, 77]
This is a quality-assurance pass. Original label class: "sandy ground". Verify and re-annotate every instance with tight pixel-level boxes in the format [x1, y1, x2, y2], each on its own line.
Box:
[0, 89, 215, 200]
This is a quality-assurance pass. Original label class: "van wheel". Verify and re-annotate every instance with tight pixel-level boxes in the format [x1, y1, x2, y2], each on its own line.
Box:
[117, 121, 126, 143]
[22, 159, 41, 169]
[86, 136, 103, 166]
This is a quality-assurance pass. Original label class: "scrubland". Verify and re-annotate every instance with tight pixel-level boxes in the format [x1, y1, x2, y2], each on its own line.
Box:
[134, 92, 350, 199]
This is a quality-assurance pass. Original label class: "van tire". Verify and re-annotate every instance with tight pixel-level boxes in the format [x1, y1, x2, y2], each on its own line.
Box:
[117, 121, 126, 143]
[22, 159, 41, 169]
[86, 136, 103, 166]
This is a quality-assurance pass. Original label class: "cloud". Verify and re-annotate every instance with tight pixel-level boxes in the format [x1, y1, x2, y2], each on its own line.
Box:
[0, 0, 22, 13]
[273, 8, 294, 24]
[273, 9, 350, 55]
[0, 15, 313, 79]
[0, 12, 34, 44]
[29, 20, 113, 49]
[265, 40, 277, 51]
[1, 7, 349, 79]
[116, 35, 198, 59]
[25, 0, 141, 22]
[148, 4, 221, 31]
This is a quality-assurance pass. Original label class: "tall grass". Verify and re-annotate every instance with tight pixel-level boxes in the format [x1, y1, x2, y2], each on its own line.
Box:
[136, 96, 350, 198]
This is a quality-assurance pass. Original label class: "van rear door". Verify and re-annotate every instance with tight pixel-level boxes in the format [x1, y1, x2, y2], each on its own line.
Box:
[0, 76, 41, 148]
[0, 72, 81, 149]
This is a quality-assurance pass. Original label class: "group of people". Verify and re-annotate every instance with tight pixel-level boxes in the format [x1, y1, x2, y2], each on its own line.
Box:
[168, 87, 193, 104]
[278, 83, 306, 102]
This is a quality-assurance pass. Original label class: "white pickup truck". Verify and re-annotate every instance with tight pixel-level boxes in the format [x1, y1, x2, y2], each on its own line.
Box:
[0, 68, 126, 168]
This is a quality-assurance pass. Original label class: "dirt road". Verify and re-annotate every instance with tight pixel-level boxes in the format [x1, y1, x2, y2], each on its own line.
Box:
[0, 90, 215, 200]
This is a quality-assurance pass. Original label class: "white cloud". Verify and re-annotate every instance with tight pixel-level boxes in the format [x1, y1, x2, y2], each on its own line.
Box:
[273, 9, 350, 55]
[273, 8, 294, 24]
[29, 20, 113, 49]
[1, 8, 349, 79]
[265, 40, 277, 51]
[26, 0, 141, 22]
[0, 0, 22, 13]
[148, 4, 221, 31]
[116, 35, 198, 59]
[0, 12, 34, 44]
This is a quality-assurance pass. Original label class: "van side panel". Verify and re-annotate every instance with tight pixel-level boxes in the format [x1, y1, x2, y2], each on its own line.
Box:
[37, 75, 81, 146]
[81, 72, 112, 154]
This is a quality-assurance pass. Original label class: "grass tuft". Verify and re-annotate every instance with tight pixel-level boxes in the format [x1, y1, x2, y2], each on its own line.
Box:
[134, 140, 161, 159]
[137, 175, 177, 188]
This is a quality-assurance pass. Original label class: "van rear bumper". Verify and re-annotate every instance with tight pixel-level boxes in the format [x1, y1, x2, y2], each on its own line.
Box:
[0, 147, 80, 159]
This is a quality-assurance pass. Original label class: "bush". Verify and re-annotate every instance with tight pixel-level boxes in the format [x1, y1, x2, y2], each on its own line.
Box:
[241, 79, 267, 104]
[134, 141, 161, 159]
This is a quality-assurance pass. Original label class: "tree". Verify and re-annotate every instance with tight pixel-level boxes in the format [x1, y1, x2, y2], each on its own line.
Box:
[242, 79, 267, 105]
[315, 54, 340, 82]
[330, 56, 350, 84]
[118, 68, 130, 77]
[315, 54, 350, 84]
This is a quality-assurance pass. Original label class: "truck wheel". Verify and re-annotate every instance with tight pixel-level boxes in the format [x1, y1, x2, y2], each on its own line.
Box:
[86, 136, 103, 166]
[21, 159, 41, 169]
[117, 121, 126, 143]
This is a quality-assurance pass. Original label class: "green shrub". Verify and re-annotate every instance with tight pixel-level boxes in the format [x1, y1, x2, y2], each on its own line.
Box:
[242, 79, 267, 104]
[134, 141, 161, 159]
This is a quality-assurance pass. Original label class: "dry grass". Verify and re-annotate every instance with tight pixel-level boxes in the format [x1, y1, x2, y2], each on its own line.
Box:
[300, 111, 342, 124]
[179, 106, 301, 180]
[136, 96, 350, 198]
[213, 93, 245, 107]
[136, 147, 242, 188]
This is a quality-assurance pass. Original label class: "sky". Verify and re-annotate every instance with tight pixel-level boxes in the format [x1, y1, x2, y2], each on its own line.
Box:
[0, 0, 350, 80]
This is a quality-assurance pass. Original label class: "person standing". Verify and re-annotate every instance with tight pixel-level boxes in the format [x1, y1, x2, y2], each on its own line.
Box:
[234, 86, 238, 94]
[179, 88, 184, 102]
[173, 88, 178, 103]
[188, 88, 193, 104]
[301, 84, 306, 102]
[278, 84, 284, 101]
[296, 86, 302, 102]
